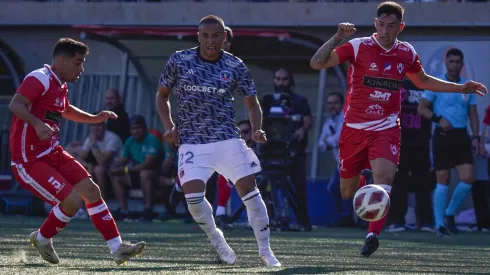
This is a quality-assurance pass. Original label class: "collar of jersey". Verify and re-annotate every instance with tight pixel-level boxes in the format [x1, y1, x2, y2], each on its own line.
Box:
[44, 64, 64, 86]
[370, 33, 399, 53]
[196, 47, 224, 64]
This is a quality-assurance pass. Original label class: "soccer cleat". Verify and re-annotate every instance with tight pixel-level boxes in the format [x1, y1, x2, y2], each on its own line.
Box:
[210, 228, 237, 265]
[436, 226, 450, 237]
[260, 250, 282, 267]
[444, 215, 458, 234]
[385, 224, 406, 233]
[360, 233, 379, 258]
[113, 241, 146, 265]
[29, 231, 59, 264]
[215, 215, 233, 232]
[361, 169, 374, 185]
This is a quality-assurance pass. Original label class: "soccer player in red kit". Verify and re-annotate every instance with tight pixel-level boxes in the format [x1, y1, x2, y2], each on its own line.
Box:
[310, 1, 487, 257]
[9, 38, 145, 265]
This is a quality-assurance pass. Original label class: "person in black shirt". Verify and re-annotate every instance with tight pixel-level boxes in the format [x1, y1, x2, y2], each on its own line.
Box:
[386, 79, 435, 233]
[261, 68, 312, 231]
[104, 88, 130, 143]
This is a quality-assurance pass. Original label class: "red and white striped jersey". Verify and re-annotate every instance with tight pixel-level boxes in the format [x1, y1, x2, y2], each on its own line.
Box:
[335, 34, 423, 131]
[10, 65, 69, 164]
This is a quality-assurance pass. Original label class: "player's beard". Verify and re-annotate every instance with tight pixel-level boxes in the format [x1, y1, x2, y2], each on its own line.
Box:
[274, 85, 291, 94]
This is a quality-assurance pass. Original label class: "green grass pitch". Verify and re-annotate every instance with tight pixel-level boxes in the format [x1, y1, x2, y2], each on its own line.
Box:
[0, 216, 489, 274]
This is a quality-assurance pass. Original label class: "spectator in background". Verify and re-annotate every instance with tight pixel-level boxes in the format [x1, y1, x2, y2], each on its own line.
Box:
[262, 68, 313, 231]
[79, 117, 123, 198]
[110, 115, 162, 222]
[105, 88, 130, 143]
[386, 79, 434, 233]
[318, 92, 350, 226]
[480, 105, 490, 178]
[418, 48, 481, 237]
[223, 26, 233, 52]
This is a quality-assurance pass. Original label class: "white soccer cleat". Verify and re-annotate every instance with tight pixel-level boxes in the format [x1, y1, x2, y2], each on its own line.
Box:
[113, 241, 146, 265]
[210, 228, 237, 265]
[29, 231, 59, 264]
[260, 250, 281, 267]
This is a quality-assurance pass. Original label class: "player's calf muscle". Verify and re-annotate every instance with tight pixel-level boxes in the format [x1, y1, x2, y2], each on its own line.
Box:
[340, 176, 360, 199]
[60, 190, 84, 215]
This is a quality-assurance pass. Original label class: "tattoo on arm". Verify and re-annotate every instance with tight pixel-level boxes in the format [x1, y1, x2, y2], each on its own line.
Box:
[311, 34, 344, 65]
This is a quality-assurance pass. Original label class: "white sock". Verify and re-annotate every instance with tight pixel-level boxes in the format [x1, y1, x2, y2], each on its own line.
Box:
[242, 188, 271, 255]
[36, 231, 50, 245]
[216, 206, 226, 216]
[107, 236, 122, 253]
[185, 192, 217, 238]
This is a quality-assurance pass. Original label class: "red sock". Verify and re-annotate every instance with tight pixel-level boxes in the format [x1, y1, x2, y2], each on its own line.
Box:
[358, 174, 366, 189]
[217, 175, 232, 207]
[368, 185, 392, 235]
[39, 204, 73, 239]
[86, 199, 120, 242]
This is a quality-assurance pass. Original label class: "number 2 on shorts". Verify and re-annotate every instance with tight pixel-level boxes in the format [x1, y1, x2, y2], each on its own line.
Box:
[179, 151, 194, 166]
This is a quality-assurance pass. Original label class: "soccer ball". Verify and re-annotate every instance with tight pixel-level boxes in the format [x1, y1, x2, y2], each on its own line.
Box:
[353, 185, 390, 222]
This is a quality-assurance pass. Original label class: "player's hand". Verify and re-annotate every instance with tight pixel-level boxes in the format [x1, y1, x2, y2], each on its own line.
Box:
[34, 121, 56, 140]
[252, 130, 267, 143]
[439, 118, 452, 132]
[462, 81, 488, 96]
[337, 23, 357, 40]
[94, 111, 118, 123]
[164, 127, 179, 147]
[472, 137, 481, 155]
[292, 128, 305, 141]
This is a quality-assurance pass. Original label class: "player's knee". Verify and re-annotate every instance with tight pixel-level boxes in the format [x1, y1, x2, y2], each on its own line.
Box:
[74, 178, 102, 203]
[61, 190, 84, 215]
[372, 170, 395, 185]
[340, 186, 356, 199]
[235, 174, 257, 197]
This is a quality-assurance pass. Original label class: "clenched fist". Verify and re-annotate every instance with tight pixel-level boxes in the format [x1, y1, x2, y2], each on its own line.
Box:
[337, 23, 357, 40]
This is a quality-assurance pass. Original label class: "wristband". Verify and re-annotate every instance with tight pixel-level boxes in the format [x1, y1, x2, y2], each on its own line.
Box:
[431, 114, 442, 123]
[124, 166, 129, 174]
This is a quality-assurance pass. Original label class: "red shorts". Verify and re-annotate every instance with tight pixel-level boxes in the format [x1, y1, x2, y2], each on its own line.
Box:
[11, 146, 91, 206]
[338, 125, 400, 179]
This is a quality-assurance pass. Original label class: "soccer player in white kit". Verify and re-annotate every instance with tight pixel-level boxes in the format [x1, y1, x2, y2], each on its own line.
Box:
[156, 15, 281, 267]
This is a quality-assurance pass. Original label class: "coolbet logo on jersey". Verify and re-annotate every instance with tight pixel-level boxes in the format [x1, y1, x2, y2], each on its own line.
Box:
[362, 76, 402, 92]
[183, 85, 226, 95]
[369, 90, 391, 102]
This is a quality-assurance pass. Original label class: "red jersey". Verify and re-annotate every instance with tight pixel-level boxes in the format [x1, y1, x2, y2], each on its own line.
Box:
[335, 34, 423, 131]
[10, 65, 69, 164]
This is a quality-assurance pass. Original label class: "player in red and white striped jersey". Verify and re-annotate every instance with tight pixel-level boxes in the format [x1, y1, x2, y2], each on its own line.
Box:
[9, 38, 145, 265]
[310, 1, 487, 258]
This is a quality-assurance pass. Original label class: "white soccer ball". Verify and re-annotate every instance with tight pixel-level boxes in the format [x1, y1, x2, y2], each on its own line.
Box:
[353, 185, 390, 222]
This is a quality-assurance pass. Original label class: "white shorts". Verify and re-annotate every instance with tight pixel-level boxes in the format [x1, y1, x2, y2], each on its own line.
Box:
[177, 138, 261, 185]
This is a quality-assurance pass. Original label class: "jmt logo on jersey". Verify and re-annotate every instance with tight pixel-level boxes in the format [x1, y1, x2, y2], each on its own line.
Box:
[369, 90, 391, 101]
[362, 76, 402, 92]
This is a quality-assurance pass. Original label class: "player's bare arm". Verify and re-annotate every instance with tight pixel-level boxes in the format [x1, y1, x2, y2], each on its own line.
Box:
[244, 95, 266, 143]
[156, 85, 178, 146]
[62, 105, 117, 124]
[406, 69, 488, 96]
[9, 93, 55, 140]
[310, 23, 356, 70]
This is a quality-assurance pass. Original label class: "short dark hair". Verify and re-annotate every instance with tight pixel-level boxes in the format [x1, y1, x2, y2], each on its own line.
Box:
[273, 68, 295, 87]
[225, 26, 233, 42]
[53, 38, 89, 58]
[446, 48, 464, 61]
[237, 120, 251, 128]
[377, 1, 404, 20]
[327, 92, 344, 104]
[199, 15, 225, 30]
[130, 115, 146, 126]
